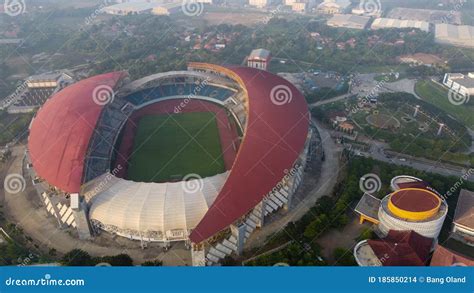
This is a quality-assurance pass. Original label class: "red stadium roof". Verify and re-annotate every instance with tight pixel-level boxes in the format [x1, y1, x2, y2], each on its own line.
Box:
[28, 64, 309, 243]
[28, 72, 127, 193]
[189, 65, 310, 243]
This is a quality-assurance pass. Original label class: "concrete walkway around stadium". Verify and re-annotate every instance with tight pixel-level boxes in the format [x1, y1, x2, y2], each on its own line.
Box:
[244, 120, 342, 250]
[3, 145, 192, 266]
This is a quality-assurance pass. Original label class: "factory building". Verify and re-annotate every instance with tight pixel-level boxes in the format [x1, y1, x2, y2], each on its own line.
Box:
[443, 72, 474, 99]
[435, 24, 474, 49]
[371, 18, 430, 32]
[326, 14, 371, 30]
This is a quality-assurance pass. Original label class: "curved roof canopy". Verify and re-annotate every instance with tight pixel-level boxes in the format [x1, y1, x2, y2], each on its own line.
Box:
[28, 72, 127, 193]
[189, 64, 310, 243]
[86, 172, 229, 236]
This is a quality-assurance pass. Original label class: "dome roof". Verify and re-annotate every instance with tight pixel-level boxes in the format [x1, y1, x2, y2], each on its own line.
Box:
[28, 72, 127, 193]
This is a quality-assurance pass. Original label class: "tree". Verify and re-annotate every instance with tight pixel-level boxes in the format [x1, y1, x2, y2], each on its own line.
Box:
[99, 254, 133, 266]
[142, 260, 163, 266]
[333, 248, 357, 266]
[61, 249, 94, 266]
[304, 214, 329, 239]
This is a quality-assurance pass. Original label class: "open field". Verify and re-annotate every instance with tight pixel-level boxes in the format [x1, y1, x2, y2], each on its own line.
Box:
[366, 113, 400, 129]
[415, 80, 474, 129]
[127, 112, 225, 183]
[203, 11, 271, 26]
[387, 7, 462, 25]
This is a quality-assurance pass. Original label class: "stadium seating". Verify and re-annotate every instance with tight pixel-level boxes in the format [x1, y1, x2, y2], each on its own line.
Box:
[83, 97, 131, 183]
[13, 88, 56, 107]
[125, 83, 235, 105]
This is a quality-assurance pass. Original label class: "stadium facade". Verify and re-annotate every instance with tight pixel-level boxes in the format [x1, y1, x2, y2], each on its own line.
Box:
[27, 63, 312, 266]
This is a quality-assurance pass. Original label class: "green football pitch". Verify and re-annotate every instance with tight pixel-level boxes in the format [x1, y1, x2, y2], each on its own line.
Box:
[127, 112, 225, 183]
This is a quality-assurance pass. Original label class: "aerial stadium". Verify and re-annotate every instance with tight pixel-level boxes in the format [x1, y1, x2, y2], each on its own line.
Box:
[26, 63, 312, 266]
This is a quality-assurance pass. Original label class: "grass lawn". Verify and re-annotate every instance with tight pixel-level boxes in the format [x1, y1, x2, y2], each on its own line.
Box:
[127, 112, 225, 183]
[415, 80, 474, 129]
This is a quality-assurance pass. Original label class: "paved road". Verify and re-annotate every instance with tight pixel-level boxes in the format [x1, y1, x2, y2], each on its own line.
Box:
[309, 93, 353, 108]
[382, 78, 420, 99]
[358, 141, 473, 182]
[309, 76, 418, 108]
[245, 120, 342, 250]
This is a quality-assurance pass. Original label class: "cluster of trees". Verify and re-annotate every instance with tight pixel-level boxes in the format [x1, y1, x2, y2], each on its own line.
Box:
[0, 240, 33, 266]
[246, 242, 326, 266]
[61, 249, 163, 266]
[61, 249, 133, 266]
[313, 92, 472, 165]
[247, 155, 474, 266]
[0, 220, 49, 266]
[372, 93, 471, 165]
[247, 157, 376, 266]
[0, 111, 34, 145]
[306, 82, 349, 104]
[2, 5, 474, 93]
[332, 248, 356, 266]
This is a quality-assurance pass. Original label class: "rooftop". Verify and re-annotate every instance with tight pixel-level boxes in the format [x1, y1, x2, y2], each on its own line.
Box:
[327, 14, 371, 29]
[435, 24, 474, 46]
[446, 73, 474, 89]
[453, 189, 474, 230]
[355, 193, 381, 221]
[318, 0, 351, 9]
[430, 244, 474, 266]
[367, 230, 432, 266]
[354, 241, 382, 266]
[102, 1, 180, 12]
[249, 48, 271, 60]
[389, 188, 440, 213]
[27, 72, 65, 82]
[372, 18, 430, 32]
